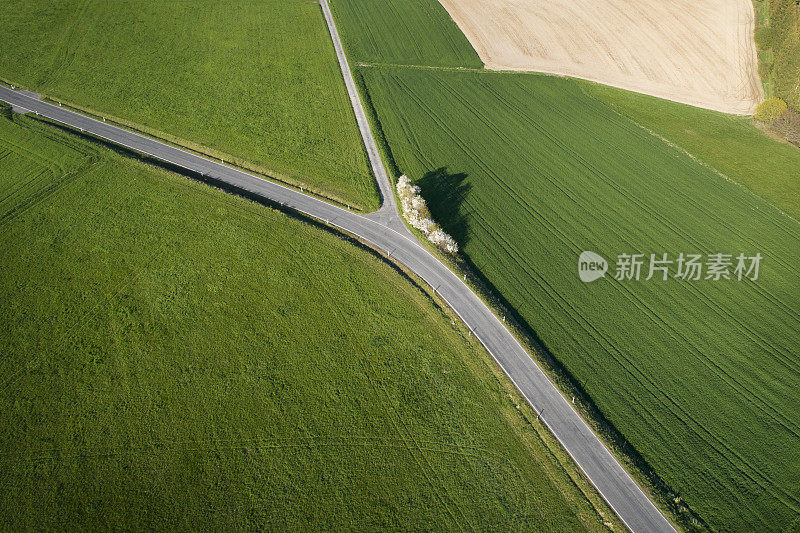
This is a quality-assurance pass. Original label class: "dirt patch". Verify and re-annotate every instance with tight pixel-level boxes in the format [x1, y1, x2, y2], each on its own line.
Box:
[438, 0, 763, 114]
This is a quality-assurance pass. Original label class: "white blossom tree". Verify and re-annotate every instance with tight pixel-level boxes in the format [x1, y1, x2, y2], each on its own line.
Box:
[396, 174, 458, 254]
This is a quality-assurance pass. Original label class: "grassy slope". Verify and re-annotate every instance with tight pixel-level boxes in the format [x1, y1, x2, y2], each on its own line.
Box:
[754, 0, 800, 108]
[754, 0, 777, 96]
[329, 0, 482, 68]
[586, 83, 800, 219]
[0, 0, 378, 210]
[360, 66, 800, 531]
[0, 112, 620, 531]
[771, 0, 800, 108]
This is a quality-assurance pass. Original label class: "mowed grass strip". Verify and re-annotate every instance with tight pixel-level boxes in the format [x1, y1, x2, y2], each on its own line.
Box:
[329, 0, 482, 68]
[360, 66, 800, 531]
[0, 113, 620, 531]
[0, 0, 378, 210]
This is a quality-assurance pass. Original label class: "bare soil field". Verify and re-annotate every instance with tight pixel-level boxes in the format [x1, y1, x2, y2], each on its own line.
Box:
[438, 0, 763, 114]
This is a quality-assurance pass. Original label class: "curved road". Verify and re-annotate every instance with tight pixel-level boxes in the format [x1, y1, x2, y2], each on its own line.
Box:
[0, 7, 676, 530]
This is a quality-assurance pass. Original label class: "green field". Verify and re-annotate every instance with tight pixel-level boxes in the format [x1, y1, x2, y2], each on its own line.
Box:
[587, 83, 800, 219]
[329, 0, 482, 68]
[0, 0, 378, 209]
[359, 66, 800, 531]
[0, 111, 621, 531]
[0, 108, 96, 221]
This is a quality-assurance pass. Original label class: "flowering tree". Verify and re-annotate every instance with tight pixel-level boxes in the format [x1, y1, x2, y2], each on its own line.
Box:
[397, 175, 458, 254]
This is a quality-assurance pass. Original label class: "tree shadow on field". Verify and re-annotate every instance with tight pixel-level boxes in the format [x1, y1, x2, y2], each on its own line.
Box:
[416, 167, 471, 248]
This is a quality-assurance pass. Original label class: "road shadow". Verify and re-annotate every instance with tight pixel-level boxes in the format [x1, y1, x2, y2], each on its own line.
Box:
[416, 167, 471, 248]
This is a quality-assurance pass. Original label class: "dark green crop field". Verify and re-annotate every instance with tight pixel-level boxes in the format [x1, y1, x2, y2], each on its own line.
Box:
[329, 0, 482, 68]
[0, 112, 620, 531]
[0, 0, 378, 210]
[360, 66, 800, 531]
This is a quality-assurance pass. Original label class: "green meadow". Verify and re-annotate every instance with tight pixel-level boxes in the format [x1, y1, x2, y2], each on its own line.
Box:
[359, 66, 800, 531]
[0, 0, 378, 209]
[587, 83, 800, 219]
[0, 110, 620, 531]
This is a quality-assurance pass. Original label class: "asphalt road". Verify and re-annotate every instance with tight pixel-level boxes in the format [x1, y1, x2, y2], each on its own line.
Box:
[319, 0, 406, 233]
[0, 15, 676, 530]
